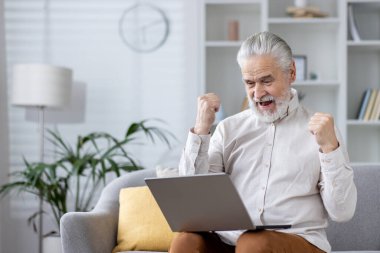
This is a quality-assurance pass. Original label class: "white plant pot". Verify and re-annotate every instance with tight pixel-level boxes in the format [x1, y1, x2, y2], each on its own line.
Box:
[43, 236, 62, 253]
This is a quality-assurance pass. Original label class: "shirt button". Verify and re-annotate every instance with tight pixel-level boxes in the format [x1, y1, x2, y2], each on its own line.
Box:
[261, 186, 265, 190]
[265, 164, 269, 168]
[258, 208, 262, 212]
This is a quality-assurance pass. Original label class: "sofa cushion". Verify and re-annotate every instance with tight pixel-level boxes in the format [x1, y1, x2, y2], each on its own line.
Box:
[326, 166, 380, 251]
[112, 186, 176, 253]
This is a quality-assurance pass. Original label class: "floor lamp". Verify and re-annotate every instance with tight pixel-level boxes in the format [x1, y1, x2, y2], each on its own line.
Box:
[11, 63, 72, 253]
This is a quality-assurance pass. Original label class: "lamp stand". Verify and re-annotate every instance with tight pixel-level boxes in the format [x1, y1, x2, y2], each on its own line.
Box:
[38, 105, 45, 253]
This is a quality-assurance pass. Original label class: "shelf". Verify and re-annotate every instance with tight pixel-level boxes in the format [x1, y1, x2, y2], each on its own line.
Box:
[350, 162, 380, 167]
[293, 80, 339, 87]
[268, 18, 340, 25]
[348, 0, 380, 3]
[347, 41, 380, 51]
[347, 120, 380, 126]
[205, 0, 261, 4]
[347, 1, 380, 8]
[205, 41, 242, 47]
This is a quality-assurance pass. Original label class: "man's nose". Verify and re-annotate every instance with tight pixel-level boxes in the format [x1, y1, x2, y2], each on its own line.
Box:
[254, 84, 266, 100]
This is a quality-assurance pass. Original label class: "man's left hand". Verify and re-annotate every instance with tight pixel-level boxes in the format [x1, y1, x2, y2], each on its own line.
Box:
[308, 112, 339, 153]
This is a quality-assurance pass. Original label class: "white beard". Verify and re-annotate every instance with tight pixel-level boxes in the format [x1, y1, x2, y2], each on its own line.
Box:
[248, 89, 291, 123]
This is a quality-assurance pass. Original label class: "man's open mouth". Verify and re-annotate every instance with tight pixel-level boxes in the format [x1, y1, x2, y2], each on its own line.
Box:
[259, 100, 273, 106]
[256, 97, 275, 107]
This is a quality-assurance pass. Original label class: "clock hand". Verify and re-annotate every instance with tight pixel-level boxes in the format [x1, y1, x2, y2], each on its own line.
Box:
[139, 19, 165, 30]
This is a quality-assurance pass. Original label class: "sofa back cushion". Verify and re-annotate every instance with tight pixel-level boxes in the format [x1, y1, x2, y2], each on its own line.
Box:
[326, 165, 380, 251]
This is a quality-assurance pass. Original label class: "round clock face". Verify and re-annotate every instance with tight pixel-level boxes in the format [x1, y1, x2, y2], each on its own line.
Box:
[119, 3, 170, 53]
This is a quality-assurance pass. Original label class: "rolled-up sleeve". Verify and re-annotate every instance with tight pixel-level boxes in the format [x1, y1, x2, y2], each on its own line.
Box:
[179, 129, 211, 175]
[319, 146, 357, 222]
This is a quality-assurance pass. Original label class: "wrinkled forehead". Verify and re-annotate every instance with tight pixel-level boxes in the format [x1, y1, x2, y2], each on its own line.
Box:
[241, 55, 282, 78]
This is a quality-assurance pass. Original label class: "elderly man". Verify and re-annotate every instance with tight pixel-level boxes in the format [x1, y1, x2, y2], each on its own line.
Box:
[170, 32, 357, 253]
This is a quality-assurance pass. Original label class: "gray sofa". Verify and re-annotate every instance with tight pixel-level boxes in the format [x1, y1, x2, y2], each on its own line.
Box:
[60, 165, 380, 253]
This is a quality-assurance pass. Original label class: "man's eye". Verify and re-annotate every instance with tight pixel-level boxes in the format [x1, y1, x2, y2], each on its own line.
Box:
[263, 80, 272, 85]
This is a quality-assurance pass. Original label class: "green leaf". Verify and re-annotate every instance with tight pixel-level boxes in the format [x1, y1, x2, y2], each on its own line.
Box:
[126, 123, 140, 137]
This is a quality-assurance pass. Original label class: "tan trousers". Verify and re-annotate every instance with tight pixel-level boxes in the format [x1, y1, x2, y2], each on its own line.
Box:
[169, 230, 325, 253]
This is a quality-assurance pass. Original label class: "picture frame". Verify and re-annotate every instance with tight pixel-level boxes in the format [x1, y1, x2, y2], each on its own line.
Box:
[293, 55, 307, 81]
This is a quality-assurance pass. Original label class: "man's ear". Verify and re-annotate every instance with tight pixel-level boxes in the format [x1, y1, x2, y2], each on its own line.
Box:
[290, 60, 296, 83]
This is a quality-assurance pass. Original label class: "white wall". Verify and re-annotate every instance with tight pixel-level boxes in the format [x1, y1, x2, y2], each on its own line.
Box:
[2, 0, 200, 252]
[0, 0, 9, 251]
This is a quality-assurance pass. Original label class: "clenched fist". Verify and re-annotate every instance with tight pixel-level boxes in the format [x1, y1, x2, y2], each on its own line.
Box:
[308, 112, 339, 153]
[194, 93, 221, 135]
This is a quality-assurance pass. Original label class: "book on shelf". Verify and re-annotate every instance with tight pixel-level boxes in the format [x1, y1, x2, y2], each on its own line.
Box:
[371, 90, 380, 120]
[364, 89, 377, 121]
[347, 4, 361, 41]
[357, 88, 371, 120]
[356, 88, 380, 121]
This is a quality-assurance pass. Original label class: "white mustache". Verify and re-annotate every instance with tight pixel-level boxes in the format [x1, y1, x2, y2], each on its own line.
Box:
[253, 95, 275, 103]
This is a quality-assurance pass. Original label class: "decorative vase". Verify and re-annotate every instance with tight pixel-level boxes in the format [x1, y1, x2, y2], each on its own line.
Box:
[43, 236, 62, 253]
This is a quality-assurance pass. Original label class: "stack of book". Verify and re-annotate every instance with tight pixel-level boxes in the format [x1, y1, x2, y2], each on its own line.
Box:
[357, 88, 380, 121]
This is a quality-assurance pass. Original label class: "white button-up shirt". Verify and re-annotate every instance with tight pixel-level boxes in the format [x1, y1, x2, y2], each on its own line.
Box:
[179, 89, 357, 253]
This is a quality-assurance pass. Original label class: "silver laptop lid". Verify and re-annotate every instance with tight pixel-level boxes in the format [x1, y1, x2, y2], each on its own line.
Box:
[145, 173, 255, 232]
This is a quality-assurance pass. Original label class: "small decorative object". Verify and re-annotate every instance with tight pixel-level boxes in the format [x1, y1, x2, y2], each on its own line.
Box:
[294, 55, 307, 81]
[119, 3, 170, 53]
[286, 4, 327, 18]
[227, 20, 239, 41]
[347, 4, 361, 41]
[309, 72, 318, 80]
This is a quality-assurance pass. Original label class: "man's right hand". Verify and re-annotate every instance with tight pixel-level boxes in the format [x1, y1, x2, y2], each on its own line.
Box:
[194, 93, 221, 135]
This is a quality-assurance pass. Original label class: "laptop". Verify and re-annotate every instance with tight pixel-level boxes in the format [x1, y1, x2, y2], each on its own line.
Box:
[145, 173, 291, 232]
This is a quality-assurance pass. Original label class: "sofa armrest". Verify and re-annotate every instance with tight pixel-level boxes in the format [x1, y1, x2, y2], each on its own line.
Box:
[60, 169, 157, 253]
[60, 211, 117, 253]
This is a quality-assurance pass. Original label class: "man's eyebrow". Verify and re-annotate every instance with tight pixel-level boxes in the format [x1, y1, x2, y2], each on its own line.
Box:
[259, 75, 274, 81]
[243, 78, 254, 83]
[243, 74, 274, 83]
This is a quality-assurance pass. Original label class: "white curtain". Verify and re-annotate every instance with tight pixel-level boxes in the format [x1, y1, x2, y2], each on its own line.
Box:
[3, 0, 199, 252]
[0, 0, 10, 251]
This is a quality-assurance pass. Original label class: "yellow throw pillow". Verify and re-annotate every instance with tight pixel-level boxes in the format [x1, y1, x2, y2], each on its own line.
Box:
[112, 186, 176, 253]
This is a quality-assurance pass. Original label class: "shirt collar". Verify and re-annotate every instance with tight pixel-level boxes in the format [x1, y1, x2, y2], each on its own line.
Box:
[288, 88, 299, 114]
[274, 88, 299, 122]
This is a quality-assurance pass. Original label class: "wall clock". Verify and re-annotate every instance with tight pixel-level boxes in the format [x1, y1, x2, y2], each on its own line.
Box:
[119, 3, 170, 53]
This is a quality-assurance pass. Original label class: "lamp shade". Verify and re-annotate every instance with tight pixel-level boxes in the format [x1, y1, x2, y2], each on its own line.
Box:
[12, 64, 72, 108]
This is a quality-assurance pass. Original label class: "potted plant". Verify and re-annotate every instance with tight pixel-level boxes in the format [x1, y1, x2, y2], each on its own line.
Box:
[0, 119, 175, 251]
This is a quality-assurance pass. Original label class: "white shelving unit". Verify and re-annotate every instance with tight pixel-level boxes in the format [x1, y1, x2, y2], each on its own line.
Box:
[200, 0, 380, 165]
[345, 0, 380, 165]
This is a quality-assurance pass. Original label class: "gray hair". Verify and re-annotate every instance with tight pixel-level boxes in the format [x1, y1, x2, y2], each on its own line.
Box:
[237, 31, 293, 72]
